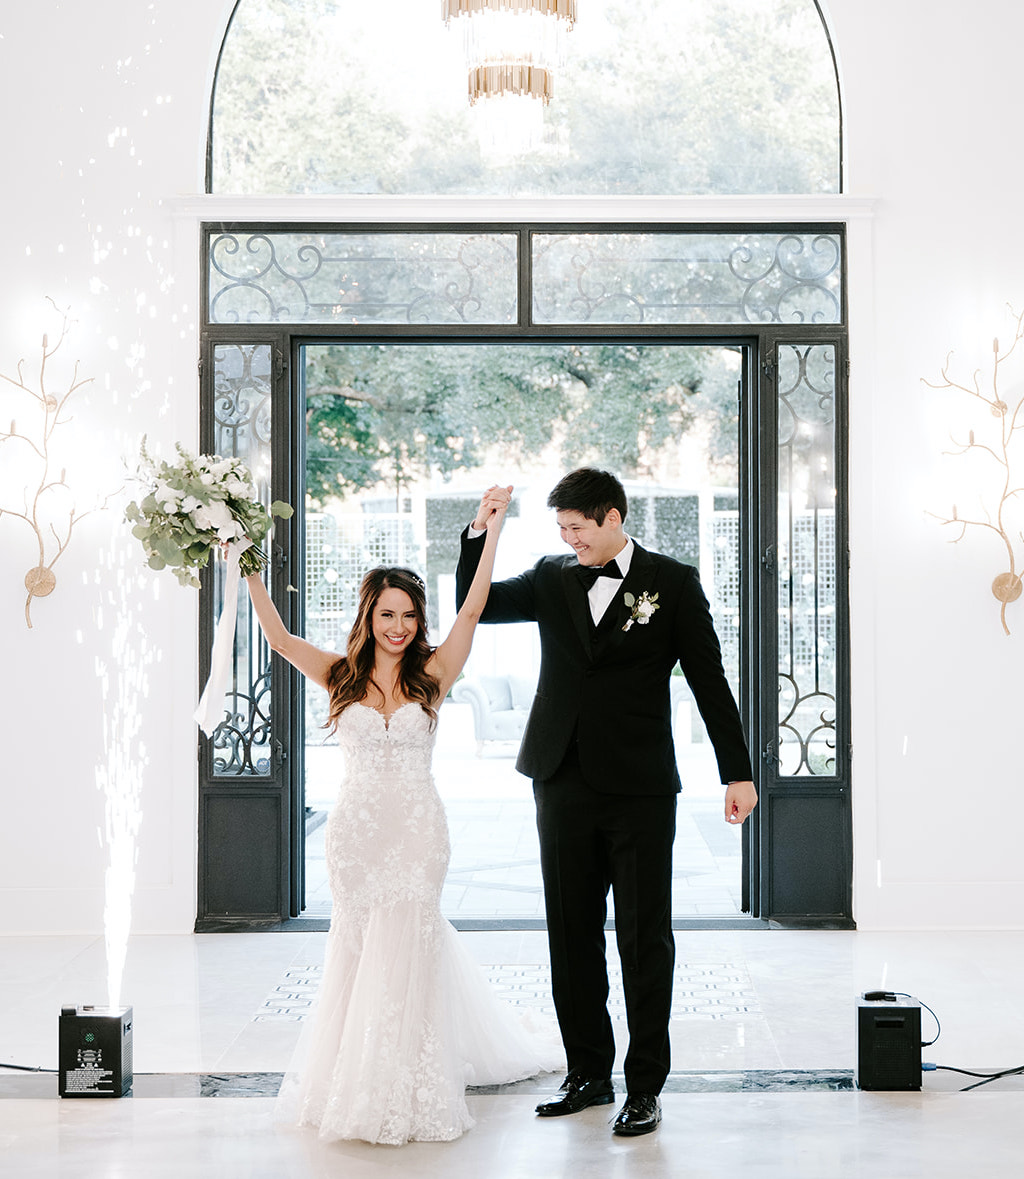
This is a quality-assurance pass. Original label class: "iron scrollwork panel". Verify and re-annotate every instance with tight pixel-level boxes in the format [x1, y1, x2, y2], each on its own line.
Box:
[210, 342, 275, 777]
[776, 342, 837, 777]
[532, 232, 841, 326]
[208, 231, 518, 326]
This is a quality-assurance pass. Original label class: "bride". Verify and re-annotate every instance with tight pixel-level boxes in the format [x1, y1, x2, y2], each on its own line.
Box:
[241, 484, 556, 1146]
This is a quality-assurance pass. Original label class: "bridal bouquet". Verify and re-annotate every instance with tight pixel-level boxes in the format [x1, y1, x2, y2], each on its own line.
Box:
[126, 441, 293, 587]
[126, 440, 294, 737]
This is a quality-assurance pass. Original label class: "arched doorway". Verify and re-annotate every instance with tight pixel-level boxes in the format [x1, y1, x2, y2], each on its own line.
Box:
[196, 2, 849, 930]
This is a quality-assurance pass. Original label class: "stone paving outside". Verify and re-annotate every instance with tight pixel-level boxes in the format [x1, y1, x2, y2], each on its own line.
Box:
[302, 701, 744, 921]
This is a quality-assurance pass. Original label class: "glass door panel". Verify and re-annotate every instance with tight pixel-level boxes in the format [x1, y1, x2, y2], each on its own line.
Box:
[775, 342, 838, 777]
[300, 341, 746, 923]
[209, 342, 276, 775]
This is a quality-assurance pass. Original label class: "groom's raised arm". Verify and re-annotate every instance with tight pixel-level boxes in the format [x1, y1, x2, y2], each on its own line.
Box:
[456, 523, 539, 624]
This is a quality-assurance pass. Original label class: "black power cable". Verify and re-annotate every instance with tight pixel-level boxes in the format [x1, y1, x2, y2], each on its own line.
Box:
[899, 992, 1024, 1092]
[933, 1064, 1024, 1093]
[881, 992, 942, 1046]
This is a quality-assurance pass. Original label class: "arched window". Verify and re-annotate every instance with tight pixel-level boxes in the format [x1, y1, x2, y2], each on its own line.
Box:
[208, 0, 841, 196]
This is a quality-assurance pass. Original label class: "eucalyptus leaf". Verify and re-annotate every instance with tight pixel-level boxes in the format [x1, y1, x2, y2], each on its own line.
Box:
[153, 535, 183, 565]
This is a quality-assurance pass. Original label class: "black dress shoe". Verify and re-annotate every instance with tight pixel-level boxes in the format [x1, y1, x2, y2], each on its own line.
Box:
[535, 1071, 615, 1116]
[612, 1092, 662, 1136]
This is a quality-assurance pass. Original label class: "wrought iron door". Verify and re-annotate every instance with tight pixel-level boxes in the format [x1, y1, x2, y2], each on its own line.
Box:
[752, 334, 852, 924]
[196, 221, 852, 928]
[196, 334, 304, 926]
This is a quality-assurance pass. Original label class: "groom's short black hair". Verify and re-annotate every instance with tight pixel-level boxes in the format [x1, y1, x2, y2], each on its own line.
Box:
[547, 468, 628, 525]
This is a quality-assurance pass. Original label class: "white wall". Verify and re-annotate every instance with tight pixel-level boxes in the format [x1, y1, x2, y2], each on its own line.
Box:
[0, 0, 236, 933]
[0, 0, 1021, 934]
[827, 0, 1024, 927]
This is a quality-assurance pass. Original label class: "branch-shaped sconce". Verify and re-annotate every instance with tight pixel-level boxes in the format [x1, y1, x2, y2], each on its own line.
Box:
[0, 299, 108, 628]
[923, 304, 1024, 635]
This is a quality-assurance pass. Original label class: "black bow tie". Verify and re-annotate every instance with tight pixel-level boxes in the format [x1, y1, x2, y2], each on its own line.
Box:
[576, 562, 623, 591]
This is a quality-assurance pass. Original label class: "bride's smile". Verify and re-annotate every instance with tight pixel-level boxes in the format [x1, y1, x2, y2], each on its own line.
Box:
[372, 587, 419, 654]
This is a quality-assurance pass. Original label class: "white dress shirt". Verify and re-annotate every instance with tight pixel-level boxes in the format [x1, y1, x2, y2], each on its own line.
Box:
[585, 537, 633, 623]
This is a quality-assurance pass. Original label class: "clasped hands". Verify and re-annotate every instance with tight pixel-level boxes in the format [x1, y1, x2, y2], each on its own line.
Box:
[473, 484, 514, 532]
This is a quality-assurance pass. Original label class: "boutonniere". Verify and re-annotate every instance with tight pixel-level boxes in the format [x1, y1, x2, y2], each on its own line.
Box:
[622, 590, 659, 631]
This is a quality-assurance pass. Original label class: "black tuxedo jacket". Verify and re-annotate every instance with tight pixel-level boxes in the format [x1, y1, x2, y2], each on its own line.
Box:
[456, 529, 754, 795]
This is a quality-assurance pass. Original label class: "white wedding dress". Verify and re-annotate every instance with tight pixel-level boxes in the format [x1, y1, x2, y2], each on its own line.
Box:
[276, 702, 560, 1146]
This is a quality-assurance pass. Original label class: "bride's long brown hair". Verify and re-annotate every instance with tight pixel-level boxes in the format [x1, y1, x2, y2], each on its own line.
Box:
[325, 566, 439, 731]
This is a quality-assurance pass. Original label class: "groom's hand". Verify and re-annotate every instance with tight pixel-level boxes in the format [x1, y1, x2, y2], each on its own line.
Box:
[725, 780, 758, 824]
[472, 484, 514, 531]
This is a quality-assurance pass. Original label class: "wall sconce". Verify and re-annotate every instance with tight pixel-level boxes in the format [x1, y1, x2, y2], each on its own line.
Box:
[0, 299, 112, 628]
[924, 304, 1024, 635]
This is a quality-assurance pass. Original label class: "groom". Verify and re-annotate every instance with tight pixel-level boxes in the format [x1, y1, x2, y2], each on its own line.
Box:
[456, 469, 757, 1137]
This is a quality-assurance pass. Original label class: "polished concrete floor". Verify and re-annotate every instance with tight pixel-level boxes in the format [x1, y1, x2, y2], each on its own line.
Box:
[3, 928, 1024, 1176]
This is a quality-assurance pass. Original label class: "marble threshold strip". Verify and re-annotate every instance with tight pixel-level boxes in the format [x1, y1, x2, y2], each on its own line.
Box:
[0, 1069, 856, 1099]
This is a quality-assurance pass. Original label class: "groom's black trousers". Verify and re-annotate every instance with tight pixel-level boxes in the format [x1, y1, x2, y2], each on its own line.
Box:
[534, 750, 677, 1093]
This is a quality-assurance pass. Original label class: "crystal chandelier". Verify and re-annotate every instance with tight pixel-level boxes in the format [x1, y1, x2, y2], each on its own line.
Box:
[443, 1, 577, 151]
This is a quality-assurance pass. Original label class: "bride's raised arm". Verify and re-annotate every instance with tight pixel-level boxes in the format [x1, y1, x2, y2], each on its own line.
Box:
[429, 483, 511, 699]
[242, 571, 337, 691]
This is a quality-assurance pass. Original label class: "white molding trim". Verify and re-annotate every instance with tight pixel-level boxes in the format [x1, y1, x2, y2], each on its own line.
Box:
[167, 193, 878, 224]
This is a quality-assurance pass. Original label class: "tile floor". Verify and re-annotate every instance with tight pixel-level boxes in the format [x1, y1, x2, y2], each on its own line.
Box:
[3, 928, 1024, 1176]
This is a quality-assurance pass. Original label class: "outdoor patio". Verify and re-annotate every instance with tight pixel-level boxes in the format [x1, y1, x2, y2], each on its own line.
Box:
[303, 700, 744, 923]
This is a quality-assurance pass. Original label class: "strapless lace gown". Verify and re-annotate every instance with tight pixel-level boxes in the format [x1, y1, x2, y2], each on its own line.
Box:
[276, 703, 559, 1146]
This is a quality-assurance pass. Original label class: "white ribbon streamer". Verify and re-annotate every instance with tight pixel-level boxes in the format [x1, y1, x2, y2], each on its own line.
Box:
[194, 539, 253, 737]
